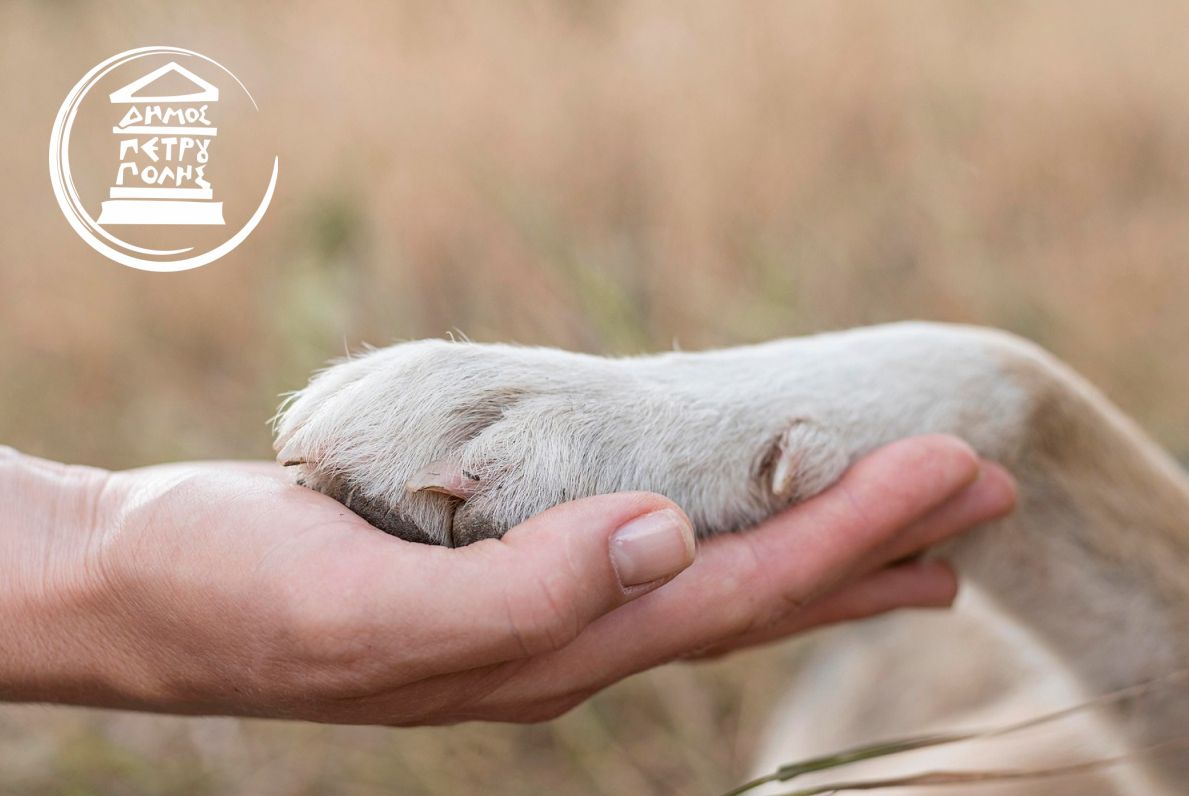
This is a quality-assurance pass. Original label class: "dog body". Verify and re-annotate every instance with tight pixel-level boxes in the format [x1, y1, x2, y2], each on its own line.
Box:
[275, 322, 1189, 794]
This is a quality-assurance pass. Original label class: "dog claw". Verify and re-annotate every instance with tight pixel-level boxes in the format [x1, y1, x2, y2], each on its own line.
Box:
[406, 459, 481, 499]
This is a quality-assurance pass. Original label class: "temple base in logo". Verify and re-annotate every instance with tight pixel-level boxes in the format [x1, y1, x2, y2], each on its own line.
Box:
[97, 200, 225, 225]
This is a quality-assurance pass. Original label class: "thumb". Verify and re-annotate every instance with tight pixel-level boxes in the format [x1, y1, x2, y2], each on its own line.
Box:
[452, 492, 697, 660]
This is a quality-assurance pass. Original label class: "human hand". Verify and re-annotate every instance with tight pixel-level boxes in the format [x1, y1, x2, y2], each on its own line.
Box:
[0, 435, 1014, 724]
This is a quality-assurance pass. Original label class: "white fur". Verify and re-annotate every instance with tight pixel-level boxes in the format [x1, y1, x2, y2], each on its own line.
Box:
[275, 322, 1189, 793]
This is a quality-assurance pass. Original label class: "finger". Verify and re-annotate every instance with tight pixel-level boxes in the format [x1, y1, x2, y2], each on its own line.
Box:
[463, 434, 982, 709]
[461, 494, 697, 657]
[757, 434, 979, 599]
[685, 560, 958, 659]
[694, 463, 1015, 656]
[357, 558, 941, 726]
[842, 461, 1016, 582]
[336, 492, 697, 680]
[556, 466, 1003, 716]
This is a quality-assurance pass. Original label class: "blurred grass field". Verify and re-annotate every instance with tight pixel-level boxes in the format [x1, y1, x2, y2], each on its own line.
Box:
[1, 1, 1187, 793]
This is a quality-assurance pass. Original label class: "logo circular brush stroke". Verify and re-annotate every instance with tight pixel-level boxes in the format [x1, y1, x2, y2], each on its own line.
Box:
[49, 46, 279, 272]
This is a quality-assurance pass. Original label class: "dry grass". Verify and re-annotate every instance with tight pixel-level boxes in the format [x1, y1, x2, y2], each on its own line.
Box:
[1, 1, 1187, 793]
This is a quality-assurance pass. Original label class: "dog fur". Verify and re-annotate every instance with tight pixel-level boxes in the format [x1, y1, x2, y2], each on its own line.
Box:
[274, 322, 1189, 794]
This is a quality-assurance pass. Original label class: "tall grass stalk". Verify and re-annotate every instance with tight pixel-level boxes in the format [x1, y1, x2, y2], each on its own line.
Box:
[724, 669, 1189, 796]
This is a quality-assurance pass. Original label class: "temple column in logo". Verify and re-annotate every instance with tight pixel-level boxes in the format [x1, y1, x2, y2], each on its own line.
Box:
[97, 61, 225, 226]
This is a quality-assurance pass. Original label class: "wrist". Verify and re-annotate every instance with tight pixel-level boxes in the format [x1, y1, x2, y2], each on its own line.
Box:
[0, 448, 125, 706]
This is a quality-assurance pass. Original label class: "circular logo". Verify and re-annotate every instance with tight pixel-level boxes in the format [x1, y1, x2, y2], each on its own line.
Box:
[49, 46, 279, 272]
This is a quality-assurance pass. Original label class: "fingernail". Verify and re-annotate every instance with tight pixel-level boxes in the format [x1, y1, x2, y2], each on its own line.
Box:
[610, 509, 696, 588]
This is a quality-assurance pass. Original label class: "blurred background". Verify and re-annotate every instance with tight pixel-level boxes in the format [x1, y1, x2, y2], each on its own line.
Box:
[2, 1, 1187, 793]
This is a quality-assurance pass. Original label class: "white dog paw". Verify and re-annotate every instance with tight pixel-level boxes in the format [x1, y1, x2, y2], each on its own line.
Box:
[273, 340, 850, 545]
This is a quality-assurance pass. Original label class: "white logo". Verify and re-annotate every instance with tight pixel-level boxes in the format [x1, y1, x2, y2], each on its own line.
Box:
[49, 46, 279, 272]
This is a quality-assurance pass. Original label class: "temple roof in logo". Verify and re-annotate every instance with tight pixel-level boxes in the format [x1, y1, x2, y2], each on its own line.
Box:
[108, 62, 219, 104]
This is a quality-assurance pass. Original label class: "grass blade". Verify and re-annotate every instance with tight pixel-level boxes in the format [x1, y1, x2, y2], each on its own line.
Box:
[769, 739, 1189, 796]
[723, 668, 1189, 796]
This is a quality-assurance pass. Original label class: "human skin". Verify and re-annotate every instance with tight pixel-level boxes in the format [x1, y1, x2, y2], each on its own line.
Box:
[0, 435, 1015, 725]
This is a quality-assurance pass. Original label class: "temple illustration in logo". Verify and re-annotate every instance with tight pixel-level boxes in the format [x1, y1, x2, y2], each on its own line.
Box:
[97, 62, 225, 226]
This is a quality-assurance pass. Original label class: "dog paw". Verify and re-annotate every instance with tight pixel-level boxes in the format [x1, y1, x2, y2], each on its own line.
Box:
[273, 340, 851, 546]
